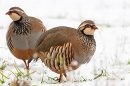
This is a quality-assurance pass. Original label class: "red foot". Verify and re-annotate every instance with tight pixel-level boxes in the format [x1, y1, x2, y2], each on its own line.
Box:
[23, 60, 29, 70]
[57, 73, 67, 82]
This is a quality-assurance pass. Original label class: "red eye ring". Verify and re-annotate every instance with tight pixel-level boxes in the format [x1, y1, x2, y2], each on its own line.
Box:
[85, 24, 98, 30]
[85, 24, 91, 27]
[5, 10, 17, 15]
[10, 10, 17, 13]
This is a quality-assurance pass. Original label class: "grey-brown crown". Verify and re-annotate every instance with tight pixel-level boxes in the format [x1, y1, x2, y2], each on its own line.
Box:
[9, 7, 24, 12]
[6, 7, 26, 16]
[78, 20, 96, 30]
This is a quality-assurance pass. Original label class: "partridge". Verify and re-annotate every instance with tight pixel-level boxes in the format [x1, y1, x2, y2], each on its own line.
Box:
[9, 79, 31, 86]
[33, 20, 98, 82]
[6, 7, 46, 69]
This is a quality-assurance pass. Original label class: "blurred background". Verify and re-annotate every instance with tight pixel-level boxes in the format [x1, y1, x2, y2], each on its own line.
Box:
[0, 0, 130, 28]
[0, 0, 130, 85]
[0, 0, 130, 66]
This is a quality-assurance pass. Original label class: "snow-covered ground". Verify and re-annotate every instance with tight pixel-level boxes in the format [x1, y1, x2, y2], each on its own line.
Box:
[0, 0, 130, 86]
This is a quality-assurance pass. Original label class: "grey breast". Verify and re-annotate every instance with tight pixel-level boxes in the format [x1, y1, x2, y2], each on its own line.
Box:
[11, 16, 43, 50]
[73, 31, 96, 64]
[11, 31, 42, 50]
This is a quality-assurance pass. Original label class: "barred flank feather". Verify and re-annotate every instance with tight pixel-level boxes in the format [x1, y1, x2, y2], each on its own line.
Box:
[39, 43, 74, 73]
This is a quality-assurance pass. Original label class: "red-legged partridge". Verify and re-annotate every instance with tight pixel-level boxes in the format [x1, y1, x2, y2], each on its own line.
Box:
[9, 79, 31, 86]
[6, 7, 46, 69]
[33, 20, 98, 82]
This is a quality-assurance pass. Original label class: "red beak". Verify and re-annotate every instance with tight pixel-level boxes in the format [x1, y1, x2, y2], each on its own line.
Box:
[93, 26, 98, 30]
[5, 11, 11, 15]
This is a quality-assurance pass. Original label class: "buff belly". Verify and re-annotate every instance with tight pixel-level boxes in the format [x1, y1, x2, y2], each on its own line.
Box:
[12, 48, 34, 60]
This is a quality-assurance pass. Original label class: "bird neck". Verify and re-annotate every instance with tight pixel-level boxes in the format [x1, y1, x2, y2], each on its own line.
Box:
[78, 30, 94, 42]
[12, 16, 31, 35]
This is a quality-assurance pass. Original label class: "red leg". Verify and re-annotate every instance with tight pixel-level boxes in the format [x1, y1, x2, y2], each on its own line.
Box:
[23, 60, 29, 70]
[63, 73, 67, 78]
[58, 74, 62, 82]
[57, 73, 67, 82]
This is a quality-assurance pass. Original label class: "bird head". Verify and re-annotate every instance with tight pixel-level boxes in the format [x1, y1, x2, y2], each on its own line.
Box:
[78, 20, 98, 35]
[6, 7, 26, 21]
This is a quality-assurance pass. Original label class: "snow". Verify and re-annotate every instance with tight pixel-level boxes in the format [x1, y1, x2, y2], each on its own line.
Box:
[0, 0, 130, 86]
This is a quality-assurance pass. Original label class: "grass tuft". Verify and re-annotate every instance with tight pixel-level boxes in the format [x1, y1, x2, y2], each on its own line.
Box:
[127, 59, 130, 65]
[8, 62, 36, 81]
[0, 61, 6, 71]
[0, 72, 10, 84]
[94, 67, 109, 80]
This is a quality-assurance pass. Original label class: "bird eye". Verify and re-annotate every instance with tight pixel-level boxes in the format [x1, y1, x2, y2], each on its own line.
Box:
[85, 24, 96, 29]
[85, 24, 91, 28]
[90, 25, 95, 28]
[10, 10, 17, 14]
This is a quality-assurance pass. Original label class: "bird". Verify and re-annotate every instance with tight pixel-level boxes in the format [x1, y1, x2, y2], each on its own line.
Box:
[33, 20, 98, 82]
[9, 79, 31, 86]
[6, 7, 46, 70]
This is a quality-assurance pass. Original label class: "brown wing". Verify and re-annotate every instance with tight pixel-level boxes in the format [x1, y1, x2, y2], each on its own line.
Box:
[35, 27, 73, 52]
[29, 16, 46, 33]
[6, 22, 14, 52]
[34, 27, 80, 74]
